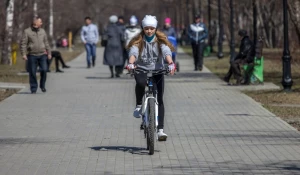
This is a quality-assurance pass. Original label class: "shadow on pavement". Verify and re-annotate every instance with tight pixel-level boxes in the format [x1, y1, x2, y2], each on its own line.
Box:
[86, 77, 133, 81]
[0, 138, 52, 144]
[153, 160, 300, 174]
[17, 92, 32, 94]
[90, 146, 159, 155]
[166, 72, 217, 79]
[70, 66, 92, 69]
[225, 113, 275, 118]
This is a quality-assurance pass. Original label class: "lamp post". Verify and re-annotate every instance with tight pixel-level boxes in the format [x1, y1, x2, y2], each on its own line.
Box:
[217, 0, 223, 58]
[282, 0, 293, 91]
[185, 0, 189, 26]
[229, 0, 235, 61]
[208, 0, 213, 53]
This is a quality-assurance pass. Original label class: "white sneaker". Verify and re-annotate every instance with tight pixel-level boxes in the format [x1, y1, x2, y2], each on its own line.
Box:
[157, 129, 168, 141]
[133, 105, 142, 118]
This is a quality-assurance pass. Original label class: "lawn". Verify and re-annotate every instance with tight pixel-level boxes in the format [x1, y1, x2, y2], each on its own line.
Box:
[0, 46, 84, 102]
[182, 45, 300, 130]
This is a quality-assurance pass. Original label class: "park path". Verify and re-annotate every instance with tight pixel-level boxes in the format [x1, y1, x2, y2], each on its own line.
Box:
[0, 48, 299, 175]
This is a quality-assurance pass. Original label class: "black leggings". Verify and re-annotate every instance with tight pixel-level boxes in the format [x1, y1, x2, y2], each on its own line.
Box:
[135, 73, 165, 130]
[191, 42, 205, 69]
[47, 51, 67, 71]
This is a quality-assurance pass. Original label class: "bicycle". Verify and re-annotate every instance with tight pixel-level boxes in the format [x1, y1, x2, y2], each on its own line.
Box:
[128, 67, 169, 155]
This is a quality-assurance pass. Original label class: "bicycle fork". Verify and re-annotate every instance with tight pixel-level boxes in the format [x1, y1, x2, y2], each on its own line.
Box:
[155, 98, 158, 140]
[141, 95, 159, 140]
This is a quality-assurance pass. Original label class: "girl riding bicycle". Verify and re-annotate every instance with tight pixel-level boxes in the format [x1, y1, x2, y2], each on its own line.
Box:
[126, 15, 176, 141]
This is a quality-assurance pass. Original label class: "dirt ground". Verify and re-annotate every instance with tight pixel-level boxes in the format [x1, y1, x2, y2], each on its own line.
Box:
[0, 47, 84, 103]
[0, 47, 84, 83]
[0, 88, 19, 102]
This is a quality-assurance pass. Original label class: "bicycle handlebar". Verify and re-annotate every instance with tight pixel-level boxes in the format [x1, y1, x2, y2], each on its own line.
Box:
[126, 67, 170, 76]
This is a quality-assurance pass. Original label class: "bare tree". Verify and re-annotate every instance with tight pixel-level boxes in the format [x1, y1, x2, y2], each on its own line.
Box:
[1, 0, 15, 65]
[49, 0, 55, 49]
[0, 0, 299, 52]
[288, 0, 300, 45]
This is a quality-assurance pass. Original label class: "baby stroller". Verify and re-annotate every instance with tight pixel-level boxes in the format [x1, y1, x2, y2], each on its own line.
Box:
[167, 36, 180, 72]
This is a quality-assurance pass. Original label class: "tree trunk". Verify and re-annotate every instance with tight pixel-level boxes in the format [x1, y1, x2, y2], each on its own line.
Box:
[257, 5, 270, 47]
[1, 0, 14, 65]
[49, 0, 55, 49]
[287, 0, 300, 45]
[33, 0, 37, 16]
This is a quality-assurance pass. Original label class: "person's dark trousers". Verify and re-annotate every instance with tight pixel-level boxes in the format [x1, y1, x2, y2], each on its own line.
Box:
[28, 54, 48, 92]
[243, 63, 254, 84]
[50, 51, 68, 71]
[120, 49, 128, 74]
[231, 59, 243, 82]
[191, 42, 205, 70]
[85, 43, 96, 67]
[135, 73, 165, 130]
[109, 66, 123, 77]
[47, 59, 51, 71]
[47, 53, 65, 71]
[224, 66, 233, 82]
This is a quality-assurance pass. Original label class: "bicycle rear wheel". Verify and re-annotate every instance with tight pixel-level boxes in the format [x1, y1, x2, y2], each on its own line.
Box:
[147, 98, 156, 155]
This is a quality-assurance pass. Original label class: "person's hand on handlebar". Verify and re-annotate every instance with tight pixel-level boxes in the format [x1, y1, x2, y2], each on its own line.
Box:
[165, 55, 175, 75]
[126, 63, 136, 70]
[168, 62, 176, 75]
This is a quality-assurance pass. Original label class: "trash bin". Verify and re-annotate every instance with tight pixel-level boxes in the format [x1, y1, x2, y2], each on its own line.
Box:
[243, 36, 264, 84]
[243, 56, 264, 84]
[203, 45, 211, 57]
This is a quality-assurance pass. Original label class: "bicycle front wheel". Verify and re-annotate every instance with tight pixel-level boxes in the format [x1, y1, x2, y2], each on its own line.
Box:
[147, 98, 156, 155]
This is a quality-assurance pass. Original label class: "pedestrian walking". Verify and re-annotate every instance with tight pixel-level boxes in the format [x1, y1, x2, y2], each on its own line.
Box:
[124, 16, 141, 69]
[80, 17, 99, 68]
[188, 14, 208, 71]
[224, 30, 254, 85]
[162, 17, 176, 38]
[125, 16, 141, 47]
[117, 16, 126, 32]
[20, 16, 51, 94]
[117, 16, 127, 74]
[102, 15, 125, 78]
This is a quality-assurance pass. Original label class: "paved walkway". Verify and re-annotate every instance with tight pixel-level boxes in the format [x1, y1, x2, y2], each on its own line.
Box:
[0, 48, 300, 175]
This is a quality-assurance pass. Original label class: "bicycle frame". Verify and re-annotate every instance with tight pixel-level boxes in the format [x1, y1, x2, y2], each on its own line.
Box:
[141, 77, 159, 132]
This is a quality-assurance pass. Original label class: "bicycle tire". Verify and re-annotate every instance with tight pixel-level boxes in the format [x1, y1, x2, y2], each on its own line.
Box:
[148, 98, 156, 155]
[146, 132, 150, 150]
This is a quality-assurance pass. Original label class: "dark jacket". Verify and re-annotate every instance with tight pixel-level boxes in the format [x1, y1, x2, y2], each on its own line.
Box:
[234, 36, 254, 63]
[103, 23, 124, 66]
[162, 26, 176, 37]
[188, 22, 208, 44]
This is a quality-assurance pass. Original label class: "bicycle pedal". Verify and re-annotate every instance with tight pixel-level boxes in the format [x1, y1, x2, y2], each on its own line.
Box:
[158, 136, 167, 142]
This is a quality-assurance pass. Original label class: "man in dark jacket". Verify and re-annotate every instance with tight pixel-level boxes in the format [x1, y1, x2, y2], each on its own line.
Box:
[224, 30, 254, 85]
[188, 14, 208, 71]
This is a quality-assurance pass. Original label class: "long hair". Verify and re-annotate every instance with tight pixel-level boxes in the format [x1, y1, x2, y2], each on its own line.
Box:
[127, 30, 175, 57]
